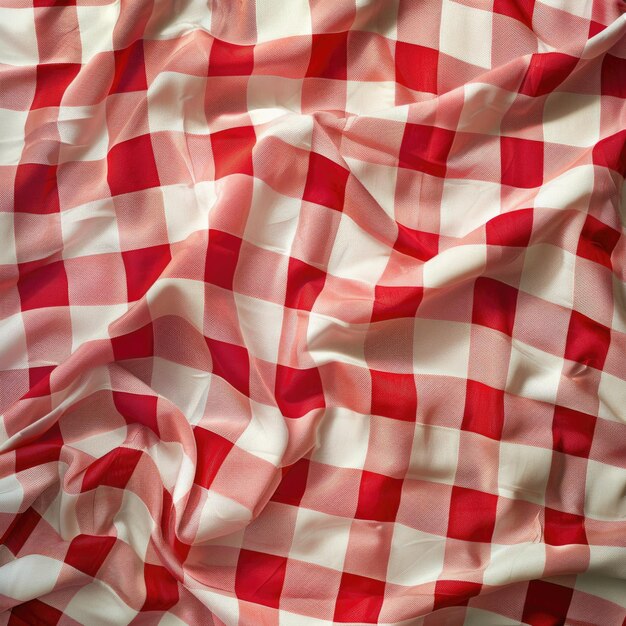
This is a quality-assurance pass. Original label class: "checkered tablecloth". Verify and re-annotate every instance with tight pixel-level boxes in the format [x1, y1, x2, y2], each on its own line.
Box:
[0, 0, 625, 624]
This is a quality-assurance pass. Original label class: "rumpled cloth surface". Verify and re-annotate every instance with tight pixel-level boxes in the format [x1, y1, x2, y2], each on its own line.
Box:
[1, 0, 626, 624]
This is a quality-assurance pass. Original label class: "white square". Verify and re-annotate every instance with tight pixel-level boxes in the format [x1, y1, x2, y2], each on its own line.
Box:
[484, 544, 546, 586]
[506, 339, 564, 405]
[354, 0, 398, 37]
[439, 0, 492, 69]
[235, 293, 284, 363]
[440, 178, 501, 238]
[575, 565, 626, 607]
[70, 304, 128, 352]
[0, 314, 28, 370]
[0, 213, 17, 265]
[464, 608, 526, 626]
[148, 72, 210, 134]
[520, 244, 576, 309]
[423, 244, 486, 289]
[0, 9, 38, 66]
[253, 105, 313, 151]
[344, 157, 397, 220]
[0, 108, 27, 166]
[307, 312, 367, 369]
[413, 318, 471, 379]
[407, 423, 460, 484]
[70, 425, 128, 459]
[543, 92, 601, 148]
[585, 460, 626, 520]
[387, 524, 445, 585]
[327, 214, 391, 285]
[65, 582, 137, 625]
[161, 182, 215, 244]
[534, 164, 594, 211]
[598, 371, 626, 423]
[290, 508, 351, 571]
[147, 277, 205, 332]
[236, 400, 288, 466]
[151, 357, 211, 426]
[0, 474, 23, 514]
[346, 81, 396, 116]
[76, 4, 120, 62]
[247, 76, 303, 117]
[196, 489, 251, 542]
[148, 0, 212, 39]
[255, 0, 311, 42]
[192, 588, 239, 626]
[58, 104, 109, 162]
[61, 198, 121, 259]
[312, 406, 371, 470]
[498, 441, 552, 505]
[244, 178, 301, 254]
[0, 555, 62, 601]
[459, 83, 516, 135]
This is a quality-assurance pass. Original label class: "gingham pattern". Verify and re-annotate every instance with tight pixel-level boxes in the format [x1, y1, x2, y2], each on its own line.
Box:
[0, 0, 625, 624]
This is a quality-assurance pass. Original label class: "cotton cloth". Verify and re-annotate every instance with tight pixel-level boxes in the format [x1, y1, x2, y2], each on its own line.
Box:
[0, 0, 625, 624]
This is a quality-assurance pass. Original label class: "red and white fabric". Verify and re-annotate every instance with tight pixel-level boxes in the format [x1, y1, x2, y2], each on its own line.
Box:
[0, 0, 625, 624]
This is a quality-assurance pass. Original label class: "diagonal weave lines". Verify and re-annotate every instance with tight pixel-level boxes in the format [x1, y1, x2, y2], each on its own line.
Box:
[0, 0, 625, 624]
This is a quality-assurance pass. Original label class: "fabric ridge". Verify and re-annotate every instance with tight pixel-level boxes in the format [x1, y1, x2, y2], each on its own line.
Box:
[0, 0, 625, 624]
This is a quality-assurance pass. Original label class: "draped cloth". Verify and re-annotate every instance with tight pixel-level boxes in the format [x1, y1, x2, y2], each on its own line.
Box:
[0, 0, 625, 624]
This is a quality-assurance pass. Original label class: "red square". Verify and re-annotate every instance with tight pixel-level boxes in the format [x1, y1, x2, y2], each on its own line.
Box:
[433, 580, 482, 611]
[1, 508, 41, 556]
[81, 447, 143, 491]
[601, 54, 626, 98]
[394, 224, 439, 262]
[271, 458, 310, 507]
[122, 244, 172, 302]
[462, 380, 505, 440]
[18, 259, 69, 311]
[110, 41, 147, 94]
[576, 214, 620, 270]
[552, 405, 596, 459]
[486, 208, 533, 247]
[205, 229, 242, 290]
[107, 134, 161, 197]
[334, 572, 385, 623]
[371, 285, 423, 322]
[235, 549, 287, 610]
[472, 277, 518, 337]
[193, 426, 234, 489]
[31, 63, 80, 109]
[65, 534, 116, 577]
[355, 470, 404, 523]
[275, 364, 325, 418]
[395, 42, 438, 94]
[208, 39, 255, 77]
[447, 486, 498, 543]
[113, 391, 159, 437]
[14, 163, 60, 214]
[142, 563, 180, 612]
[493, 0, 534, 29]
[544, 507, 587, 546]
[592, 130, 626, 176]
[285, 257, 326, 311]
[519, 53, 578, 98]
[15, 423, 63, 472]
[399, 123, 455, 178]
[564, 310, 611, 371]
[306, 32, 349, 80]
[206, 337, 250, 397]
[8, 600, 63, 626]
[111, 322, 154, 361]
[210, 125, 255, 179]
[25, 365, 56, 399]
[501, 136, 543, 188]
[371, 369, 417, 422]
[522, 580, 573, 626]
[302, 152, 350, 212]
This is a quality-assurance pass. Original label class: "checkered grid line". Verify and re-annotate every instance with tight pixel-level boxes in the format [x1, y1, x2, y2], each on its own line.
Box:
[0, 0, 625, 624]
